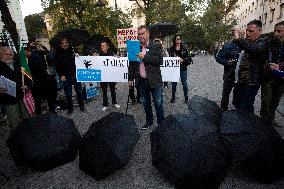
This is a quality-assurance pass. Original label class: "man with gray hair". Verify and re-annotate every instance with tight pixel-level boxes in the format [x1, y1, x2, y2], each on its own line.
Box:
[232, 20, 269, 113]
[0, 46, 30, 131]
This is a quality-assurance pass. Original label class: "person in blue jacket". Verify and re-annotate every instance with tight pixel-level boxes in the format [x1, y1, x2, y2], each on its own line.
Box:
[215, 28, 243, 111]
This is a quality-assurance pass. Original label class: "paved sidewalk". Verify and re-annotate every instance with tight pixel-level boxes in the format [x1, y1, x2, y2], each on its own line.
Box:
[0, 54, 283, 189]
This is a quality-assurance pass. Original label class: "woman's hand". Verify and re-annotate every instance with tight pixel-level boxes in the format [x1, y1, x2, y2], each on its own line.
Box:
[61, 75, 66, 81]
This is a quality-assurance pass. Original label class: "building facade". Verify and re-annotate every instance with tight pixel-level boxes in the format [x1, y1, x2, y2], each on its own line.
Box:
[106, 0, 145, 28]
[234, 0, 284, 33]
[0, 0, 28, 47]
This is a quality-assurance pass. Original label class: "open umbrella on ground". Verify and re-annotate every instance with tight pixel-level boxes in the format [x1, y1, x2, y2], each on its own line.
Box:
[49, 28, 90, 48]
[188, 95, 222, 126]
[6, 113, 81, 171]
[83, 35, 117, 55]
[151, 113, 231, 189]
[220, 110, 284, 183]
[79, 112, 140, 180]
[148, 22, 178, 38]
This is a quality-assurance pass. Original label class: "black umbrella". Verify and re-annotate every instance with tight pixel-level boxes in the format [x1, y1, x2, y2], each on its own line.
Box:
[83, 35, 117, 55]
[220, 110, 284, 183]
[148, 22, 178, 38]
[50, 28, 90, 47]
[6, 113, 81, 171]
[79, 112, 140, 180]
[151, 114, 231, 189]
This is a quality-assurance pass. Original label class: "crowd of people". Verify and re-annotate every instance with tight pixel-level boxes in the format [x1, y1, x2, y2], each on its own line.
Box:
[216, 20, 284, 126]
[0, 21, 283, 132]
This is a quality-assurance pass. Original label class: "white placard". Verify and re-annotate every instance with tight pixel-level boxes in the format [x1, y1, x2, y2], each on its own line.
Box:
[75, 56, 180, 82]
[0, 75, 16, 97]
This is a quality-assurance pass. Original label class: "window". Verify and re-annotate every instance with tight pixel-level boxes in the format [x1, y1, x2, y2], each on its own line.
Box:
[264, 13, 267, 25]
[280, 3, 284, 19]
[270, 8, 275, 22]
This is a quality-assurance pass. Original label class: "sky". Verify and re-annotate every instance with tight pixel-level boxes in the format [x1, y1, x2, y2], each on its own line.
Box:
[20, 0, 44, 17]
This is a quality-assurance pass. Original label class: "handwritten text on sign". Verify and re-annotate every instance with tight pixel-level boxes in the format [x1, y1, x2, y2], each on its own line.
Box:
[75, 56, 180, 82]
[117, 28, 138, 48]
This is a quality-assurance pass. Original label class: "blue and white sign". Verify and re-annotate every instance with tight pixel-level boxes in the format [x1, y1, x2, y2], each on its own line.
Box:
[75, 56, 180, 82]
[77, 69, 101, 82]
[85, 82, 100, 99]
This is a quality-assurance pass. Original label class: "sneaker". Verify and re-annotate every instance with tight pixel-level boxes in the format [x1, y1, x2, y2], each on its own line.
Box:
[141, 122, 153, 130]
[102, 106, 108, 111]
[114, 104, 120, 109]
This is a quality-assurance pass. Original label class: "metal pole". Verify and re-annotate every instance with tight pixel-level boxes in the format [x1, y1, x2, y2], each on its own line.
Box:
[115, 0, 117, 11]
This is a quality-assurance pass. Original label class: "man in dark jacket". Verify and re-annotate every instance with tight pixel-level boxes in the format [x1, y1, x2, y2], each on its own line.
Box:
[261, 21, 284, 125]
[25, 47, 56, 115]
[216, 29, 242, 111]
[128, 25, 165, 129]
[0, 47, 29, 131]
[232, 20, 269, 113]
[54, 38, 85, 114]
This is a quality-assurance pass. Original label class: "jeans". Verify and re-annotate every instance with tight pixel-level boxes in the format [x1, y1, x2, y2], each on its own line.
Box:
[100, 82, 117, 106]
[63, 75, 84, 111]
[139, 78, 165, 124]
[171, 70, 188, 99]
[233, 84, 260, 113]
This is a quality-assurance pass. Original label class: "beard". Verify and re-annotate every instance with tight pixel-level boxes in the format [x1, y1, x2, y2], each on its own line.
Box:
[1, 59, 14, 64]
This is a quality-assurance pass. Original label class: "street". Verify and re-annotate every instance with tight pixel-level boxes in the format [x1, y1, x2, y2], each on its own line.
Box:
[1, 54, 284, 189]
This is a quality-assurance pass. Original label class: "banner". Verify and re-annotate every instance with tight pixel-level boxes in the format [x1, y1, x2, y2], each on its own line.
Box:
[117, 28, 138, 48]
[75, 56, 180, 82]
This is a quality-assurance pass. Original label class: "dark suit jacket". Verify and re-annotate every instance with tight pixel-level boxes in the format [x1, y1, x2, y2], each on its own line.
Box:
[0, 57, 31, 105]
[128, 41, 163, 88]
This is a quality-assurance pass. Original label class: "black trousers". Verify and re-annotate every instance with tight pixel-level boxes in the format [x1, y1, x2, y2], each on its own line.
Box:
[100, 82, 117, 106]
[32, 83, 56, 115]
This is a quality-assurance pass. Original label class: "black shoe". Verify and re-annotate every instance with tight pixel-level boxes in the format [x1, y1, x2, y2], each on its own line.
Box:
[80, 106, 85, 112]
[184, 96, 188, 103]
[131, 100, 136, 105]
[137, 99, 142, 104]
[67, 109, 73, 115]
[141, 122, 153, 130]
[170, 98, 175, 103]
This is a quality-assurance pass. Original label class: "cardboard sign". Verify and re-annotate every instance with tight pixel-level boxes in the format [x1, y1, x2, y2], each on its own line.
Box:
[117, 28, 138, 48]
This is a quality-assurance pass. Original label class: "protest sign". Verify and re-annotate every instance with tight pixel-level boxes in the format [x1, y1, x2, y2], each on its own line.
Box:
[0, 75, 16, 97]
[117, 28, 138, 48]
[75, 56, 180, 82]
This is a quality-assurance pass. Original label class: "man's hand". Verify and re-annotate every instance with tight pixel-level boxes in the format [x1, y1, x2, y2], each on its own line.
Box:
[0, 86, 7, 94]
[136, 52, 145, 59]
[179, 58, 184, 64]
[128, 81, 134, 86]
[269, 63, 280, 70]
[61, 75, 66, 81]
[233, 29, 245, 39]
[227, 59, 236, 66]
[75, 53, 80, 57]
[21, 85, 28, 91]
